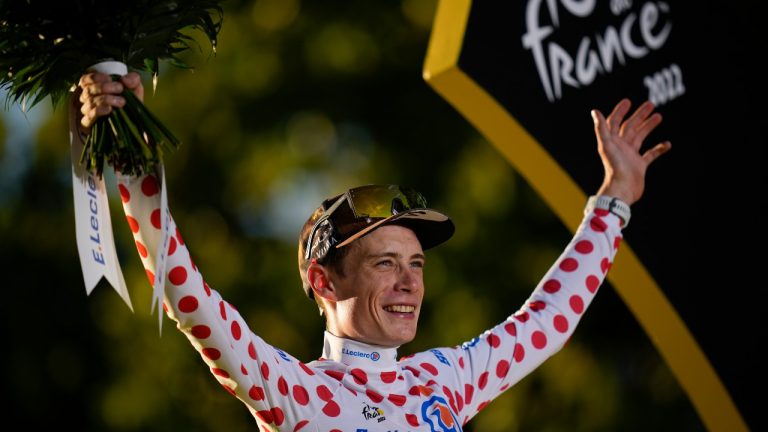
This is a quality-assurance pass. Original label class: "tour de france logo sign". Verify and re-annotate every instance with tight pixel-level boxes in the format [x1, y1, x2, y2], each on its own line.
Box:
[424, 1, 752, 430]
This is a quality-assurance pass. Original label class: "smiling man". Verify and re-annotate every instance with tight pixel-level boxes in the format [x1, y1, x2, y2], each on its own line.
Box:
[76, 71, 669, 431]
[300, 185, 454, 350]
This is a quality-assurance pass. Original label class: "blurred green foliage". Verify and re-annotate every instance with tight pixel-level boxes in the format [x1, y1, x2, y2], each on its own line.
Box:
[0, 0, 702, 430]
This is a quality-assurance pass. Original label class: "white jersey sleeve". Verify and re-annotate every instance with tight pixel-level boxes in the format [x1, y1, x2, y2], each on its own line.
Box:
[118, 173, 342, 431]
[400, 207, 624, 426]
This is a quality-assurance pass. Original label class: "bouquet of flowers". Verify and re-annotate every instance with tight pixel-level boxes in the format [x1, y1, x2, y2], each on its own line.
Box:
[0, 0, 223, 176]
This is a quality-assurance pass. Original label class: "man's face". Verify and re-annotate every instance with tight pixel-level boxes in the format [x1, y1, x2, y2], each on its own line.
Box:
[328, 225, 425, 347]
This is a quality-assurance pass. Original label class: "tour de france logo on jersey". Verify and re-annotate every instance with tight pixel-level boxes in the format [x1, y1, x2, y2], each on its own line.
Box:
[421, 395, 461, 432]
[361, 402, 386, 423]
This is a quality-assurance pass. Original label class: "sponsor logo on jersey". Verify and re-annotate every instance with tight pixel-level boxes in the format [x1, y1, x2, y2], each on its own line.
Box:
[275, 349, 291, 362]
[343, 347, 381, 362]
[361, 402, 386, 423]
[430, 349, 450, 366]
[461, 337, 480, 350]
[421, 395, 461, 432]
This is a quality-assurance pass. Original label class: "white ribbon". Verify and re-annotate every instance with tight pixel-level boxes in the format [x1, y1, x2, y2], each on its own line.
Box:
[70, 124, 133, 311]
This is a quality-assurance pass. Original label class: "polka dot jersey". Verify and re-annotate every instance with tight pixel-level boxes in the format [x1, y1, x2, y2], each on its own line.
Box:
[118, 174, 624, 431]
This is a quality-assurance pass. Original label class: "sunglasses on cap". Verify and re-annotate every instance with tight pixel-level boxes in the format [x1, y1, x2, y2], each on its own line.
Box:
[304, 185, 449, 261]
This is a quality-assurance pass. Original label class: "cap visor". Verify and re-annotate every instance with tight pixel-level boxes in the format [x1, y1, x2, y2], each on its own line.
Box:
[335, 208, 453, 249]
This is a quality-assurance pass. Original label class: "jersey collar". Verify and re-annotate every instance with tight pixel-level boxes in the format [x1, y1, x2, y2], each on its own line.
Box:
[322, 331, 398, 368]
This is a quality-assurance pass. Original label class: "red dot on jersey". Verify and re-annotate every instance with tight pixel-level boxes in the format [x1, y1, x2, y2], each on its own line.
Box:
[543, 279, 561, 293]
[324, 370, 344, 381]
[176, 227, 185, 245]
[317, 384, 333, 401]
[366, 389, 384, 403]
[211, 368, 229, 378]
[575, 239, 594, 254]
[351, 368, 368, 385]
[456, 391, 464, 411]
[271, 407, 285, 426]
[388, 393, 406, 406]
[513, 343, 525, 362]
[554, 314, 569, 333]
[381, 371, 396, 383]
[141, 175, 159, 196]
[586, 275, 600, 293]
[299, 362, 315, 376]
[559, 257, 579, 272]
[496, 360, 510, 377]
[248, 342, 258, 360]
[241, 364, 248, 375]
[443, 386, 457, 412]
[231, 321, 242, 340]
[126, 215, 140, 233]
[293, 419, 309, 431]
[487, 334, 501, 348]
[178, 296, 198, 313]
[406, 413, 419, 427]
[570, 295, 585, 314]
[529, 300, 546, 311]
[614, 235, 622, 250]
[169, 266, 187, 285]
[590, 216, 608, 232]
[322, 400, 341, 417]
[514, 311, 530, 323]
[601, 257, 611, 274]
[532, 331, 547, 349]
[504, 322, 517, 336]
[421, 362, 439, 376]
[135, 241, 148, 258]
[278, 376, 288, 395]
[118, 184, 130, 202]
[404, 365, 421, 378]
[260, 362, 270, 380]
[256, 409, 273, 424]
[478, 371, 489, 390]
[202, 347, 221, 360]
[168, 236, 177, 255]
[203, 281, 212, 296]
[458, 357, 465, 369]
[145, 269, 155, 284]
[150, 209, 161, 229]
[219, 301, 227, 320]
[191, 325, 211, 339]
[465, 384, 474, 404]
[249, 385, 265, 400]
[293, 385, 310, 405]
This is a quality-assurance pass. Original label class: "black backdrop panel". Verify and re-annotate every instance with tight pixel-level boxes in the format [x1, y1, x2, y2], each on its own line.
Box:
[458, 1, 761, 429]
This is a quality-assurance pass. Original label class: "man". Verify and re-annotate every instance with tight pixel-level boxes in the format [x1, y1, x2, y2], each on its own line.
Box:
[76, 71, 670, 431]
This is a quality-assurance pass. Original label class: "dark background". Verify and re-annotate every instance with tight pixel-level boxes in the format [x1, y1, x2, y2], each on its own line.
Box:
[460, 1, 761, 430]
[2, 0, 758, 430]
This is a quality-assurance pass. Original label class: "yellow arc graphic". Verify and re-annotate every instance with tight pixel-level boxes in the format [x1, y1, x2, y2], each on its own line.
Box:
[422, 1, 747, 431]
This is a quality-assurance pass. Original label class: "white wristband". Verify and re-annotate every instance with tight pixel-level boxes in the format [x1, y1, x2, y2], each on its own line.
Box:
[585, 195, 631, 227]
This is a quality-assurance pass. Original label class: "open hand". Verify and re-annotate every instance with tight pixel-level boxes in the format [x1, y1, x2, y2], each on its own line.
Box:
[592, 99, 671, 205]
